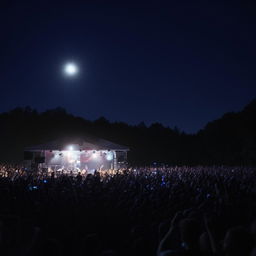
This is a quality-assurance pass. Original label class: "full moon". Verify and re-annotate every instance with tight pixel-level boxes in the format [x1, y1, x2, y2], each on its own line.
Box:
[63, 62, 79, 77]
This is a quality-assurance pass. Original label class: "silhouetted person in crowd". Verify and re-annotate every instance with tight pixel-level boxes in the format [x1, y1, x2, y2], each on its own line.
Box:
[76, 171, 82, 183]
[223, 226, 254, 256]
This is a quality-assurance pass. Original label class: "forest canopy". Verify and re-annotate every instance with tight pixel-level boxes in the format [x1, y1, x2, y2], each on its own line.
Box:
[0, 99, 255, 165]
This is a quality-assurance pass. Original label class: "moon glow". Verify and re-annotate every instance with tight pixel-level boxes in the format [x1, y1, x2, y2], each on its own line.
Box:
[63, 62, 79, 77]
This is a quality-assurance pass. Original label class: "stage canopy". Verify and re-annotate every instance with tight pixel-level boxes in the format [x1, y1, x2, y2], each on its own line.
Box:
[24, 135, 129, 171]
[25, 136, 129, 152]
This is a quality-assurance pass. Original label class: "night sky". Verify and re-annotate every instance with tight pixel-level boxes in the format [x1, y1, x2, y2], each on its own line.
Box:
[1, 1, 255, 133]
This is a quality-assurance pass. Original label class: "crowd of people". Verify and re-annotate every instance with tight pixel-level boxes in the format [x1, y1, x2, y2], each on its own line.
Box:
[0, 164, 255, 255]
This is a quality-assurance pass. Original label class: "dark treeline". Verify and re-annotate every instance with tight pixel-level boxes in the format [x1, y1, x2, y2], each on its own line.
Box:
[0, 99, 255, 165]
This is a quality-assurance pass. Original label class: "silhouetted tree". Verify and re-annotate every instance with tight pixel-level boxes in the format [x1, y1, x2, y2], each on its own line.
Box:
[0, 98, 255, 165]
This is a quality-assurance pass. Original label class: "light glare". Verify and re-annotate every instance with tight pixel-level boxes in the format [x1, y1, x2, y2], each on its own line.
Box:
[106, 152, 113, 161]
[64, 62, 78, 76]
[92, 151, 98, 159]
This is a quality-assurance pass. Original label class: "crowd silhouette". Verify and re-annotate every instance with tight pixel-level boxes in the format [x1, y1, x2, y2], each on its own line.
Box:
[0, 165, 255, 255]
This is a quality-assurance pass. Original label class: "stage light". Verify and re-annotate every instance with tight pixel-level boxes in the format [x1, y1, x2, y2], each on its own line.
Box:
[68, 145, 74, 151]
[106, 152, 113, 161]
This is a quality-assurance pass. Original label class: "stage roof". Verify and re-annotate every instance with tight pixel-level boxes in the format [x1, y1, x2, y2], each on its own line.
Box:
[25, 136, 129, 151]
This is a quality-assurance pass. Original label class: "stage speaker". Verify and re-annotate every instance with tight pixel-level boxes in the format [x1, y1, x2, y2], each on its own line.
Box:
[24, 151, 33, 160]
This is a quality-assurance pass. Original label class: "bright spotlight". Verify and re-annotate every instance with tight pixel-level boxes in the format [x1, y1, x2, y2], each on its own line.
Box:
[63, 62, 79, 76]
[106, 152, 113, 161]
[68, 145, 74, 151]
[92, 151, 98, 159]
